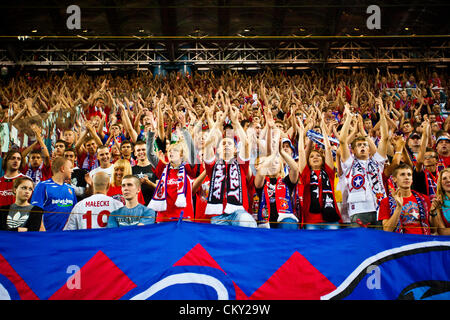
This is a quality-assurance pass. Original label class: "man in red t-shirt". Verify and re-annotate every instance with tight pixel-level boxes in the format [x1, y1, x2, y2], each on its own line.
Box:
[378, 163, 431, 235]
[0, 150, 25, 206]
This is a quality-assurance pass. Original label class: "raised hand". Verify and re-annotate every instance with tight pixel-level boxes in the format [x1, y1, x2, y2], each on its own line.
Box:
[393, 190, 404, 208]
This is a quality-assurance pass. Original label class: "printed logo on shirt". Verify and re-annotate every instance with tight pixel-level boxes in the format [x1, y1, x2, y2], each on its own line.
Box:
[167, 178, 178, 186]
[51, 199, 74, 207]
[7, 212, 29, 229]
[351, 175, 365, 190]
[402, 201, 421, 224]
[0, 190, 14, 197]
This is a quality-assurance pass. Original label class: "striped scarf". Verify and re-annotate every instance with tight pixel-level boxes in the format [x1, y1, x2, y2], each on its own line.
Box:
[347, 157, 386, 212]
[424, 169, 438, 201]
[205, 158, 244, 215]
[309, 169, 340, 222]
[148, 163, 187, 212]
[257, 177, 298, 224]
[306, 130, 339, 158]
[26, 164, 43, 184]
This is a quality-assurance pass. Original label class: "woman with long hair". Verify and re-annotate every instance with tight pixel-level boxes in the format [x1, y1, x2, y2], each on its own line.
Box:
[0, 176, 44, 231]
[254, 138, 299, 229]
[107, 159, 145, 205]
[429, 167, 450, 235]
[298, 118, 341, 230]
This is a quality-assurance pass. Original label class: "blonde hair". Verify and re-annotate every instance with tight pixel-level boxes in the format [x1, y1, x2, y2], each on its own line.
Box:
[167, 141, 187, 162]
[436, 168, 450, 200]
[111, 159, 132, 187]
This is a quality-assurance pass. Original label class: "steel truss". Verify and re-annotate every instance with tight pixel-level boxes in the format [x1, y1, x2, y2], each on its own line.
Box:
[1, 40, 449, 69]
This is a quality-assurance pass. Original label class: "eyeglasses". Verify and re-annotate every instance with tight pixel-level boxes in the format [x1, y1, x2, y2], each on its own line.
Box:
[424, 155, 437, 159]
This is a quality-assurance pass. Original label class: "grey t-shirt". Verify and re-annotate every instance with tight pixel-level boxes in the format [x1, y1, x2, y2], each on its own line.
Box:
[7, 204, 33, 229]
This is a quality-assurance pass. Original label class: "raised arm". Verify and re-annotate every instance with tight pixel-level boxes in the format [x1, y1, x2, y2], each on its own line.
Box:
[414, 119, 431, 172]
[338, 105, 353, 163]
[178, 111, 196, 165]
[375, 97, 389, 159]
[320, 116, 334, 170]
[204, 105, 228, 161]
[297, 117, 307, 174]
[229, 105, 250, 161]
[279, 136, 299, 184]
[118, 100, 138, 143]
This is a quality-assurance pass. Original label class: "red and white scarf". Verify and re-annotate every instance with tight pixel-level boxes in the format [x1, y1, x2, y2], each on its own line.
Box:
[148, 163, 187, 212]
[346, 157, 386, 211]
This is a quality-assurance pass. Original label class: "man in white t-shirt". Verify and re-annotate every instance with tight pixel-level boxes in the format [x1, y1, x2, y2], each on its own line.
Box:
[338, 100, 389, 228]
[85, 145, 114, 195]
[64, 171, 123, 230]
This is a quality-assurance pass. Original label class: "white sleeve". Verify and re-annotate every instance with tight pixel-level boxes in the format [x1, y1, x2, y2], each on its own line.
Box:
[340, 155, 354, 176]
[114, 200, 124, 210]
[372, 152, 387, 165]
[64, 204, 80, 230]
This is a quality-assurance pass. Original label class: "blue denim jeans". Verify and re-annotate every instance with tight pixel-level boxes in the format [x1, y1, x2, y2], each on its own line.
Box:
[276, 217, 299, 230]
[210, 209, 257, 228]
[304, 222, 340, 230]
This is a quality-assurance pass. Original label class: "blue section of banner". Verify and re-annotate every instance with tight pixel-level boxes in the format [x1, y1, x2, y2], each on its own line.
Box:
[0, 221, 449, 300]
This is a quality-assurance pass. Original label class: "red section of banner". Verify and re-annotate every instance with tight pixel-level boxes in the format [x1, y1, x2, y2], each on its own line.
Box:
[250, 251, 336, 300]
[174, 243, 249, 300]
[174, 243, 225, 272]
[49, 250, 136, 300]
[233, 281, 249, 300]
[0, 253, 39, 300]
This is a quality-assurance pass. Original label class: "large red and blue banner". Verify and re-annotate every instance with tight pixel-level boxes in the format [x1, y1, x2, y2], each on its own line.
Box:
[0, 221, 449, 300]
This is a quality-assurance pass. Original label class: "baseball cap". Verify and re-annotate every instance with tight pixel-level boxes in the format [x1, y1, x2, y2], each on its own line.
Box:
[436, 135, 450, 145]
[282, 138, 297, 158]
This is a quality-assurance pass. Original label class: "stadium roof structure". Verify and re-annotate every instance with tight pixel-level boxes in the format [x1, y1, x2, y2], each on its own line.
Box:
[0, 0, 449, 71]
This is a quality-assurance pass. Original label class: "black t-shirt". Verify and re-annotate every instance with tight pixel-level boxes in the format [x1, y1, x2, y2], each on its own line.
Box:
[412, 168, 436, 196]
[71, 168, 88, 201]
[412, 169, 426, 195]
[132, 164, 156, 205]
[0, 204, 43, 231]
[255, 176, 296, 227]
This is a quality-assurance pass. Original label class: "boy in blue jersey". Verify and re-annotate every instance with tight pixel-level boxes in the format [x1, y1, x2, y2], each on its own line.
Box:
[107, 175, 156, 228]
[31, 157, 77, 231]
